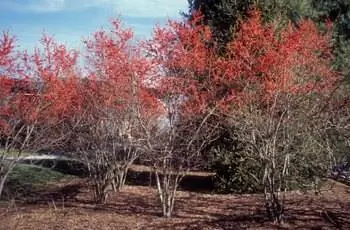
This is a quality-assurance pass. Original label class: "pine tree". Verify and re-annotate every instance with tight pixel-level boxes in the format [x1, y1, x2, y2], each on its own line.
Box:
[185, 0, 315, 53]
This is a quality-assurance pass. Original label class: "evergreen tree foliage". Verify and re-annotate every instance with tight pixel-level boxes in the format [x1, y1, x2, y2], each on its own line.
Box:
[185, 0, 314, 52]
[186, 0, 254, 53]
[310, 0, 350, 80]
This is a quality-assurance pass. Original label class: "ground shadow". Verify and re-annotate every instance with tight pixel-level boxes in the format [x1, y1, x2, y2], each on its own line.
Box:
[2, 176, 350, 229]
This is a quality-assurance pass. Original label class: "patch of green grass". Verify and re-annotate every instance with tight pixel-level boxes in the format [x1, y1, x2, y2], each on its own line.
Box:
[8, 164, 66, 185]
[3, 164, 67, 199]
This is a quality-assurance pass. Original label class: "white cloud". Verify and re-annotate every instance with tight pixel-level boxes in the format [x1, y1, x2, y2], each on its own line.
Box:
[112, 0, 188, 18]
[31, 0, 65, 12]
[2, 0, 66, 13]
[2, 0, 188, 18]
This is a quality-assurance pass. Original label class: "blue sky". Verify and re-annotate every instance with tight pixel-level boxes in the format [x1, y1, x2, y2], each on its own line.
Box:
[0, 0, 188, 51]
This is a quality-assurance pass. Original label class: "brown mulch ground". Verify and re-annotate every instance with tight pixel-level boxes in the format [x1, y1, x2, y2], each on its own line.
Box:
[0, 179, 349, 230]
